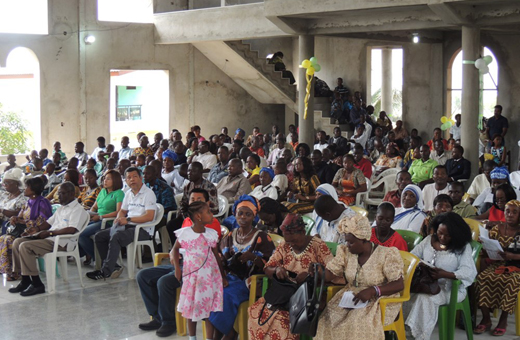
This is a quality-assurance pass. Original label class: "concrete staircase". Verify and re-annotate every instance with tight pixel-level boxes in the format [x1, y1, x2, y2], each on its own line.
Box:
[313, 97, 350, 138]
[192, 40, 297, 110]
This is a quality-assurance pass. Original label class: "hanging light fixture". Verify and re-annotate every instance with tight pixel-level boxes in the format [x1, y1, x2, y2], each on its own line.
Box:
[84, 35, 96, 44]
[412, 33, 420, 44]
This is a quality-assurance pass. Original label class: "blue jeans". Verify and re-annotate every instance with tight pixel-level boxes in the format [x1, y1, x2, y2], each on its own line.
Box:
[136, 265, 180, 326]
[78, 221, 103, 258]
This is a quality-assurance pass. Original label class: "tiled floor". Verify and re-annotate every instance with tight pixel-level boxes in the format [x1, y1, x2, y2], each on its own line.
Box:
[1, 258, 520, 340]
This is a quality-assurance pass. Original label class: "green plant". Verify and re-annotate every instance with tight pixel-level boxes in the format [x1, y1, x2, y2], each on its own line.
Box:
[371, 88, 403, 119]
[0, 104, 32, 154]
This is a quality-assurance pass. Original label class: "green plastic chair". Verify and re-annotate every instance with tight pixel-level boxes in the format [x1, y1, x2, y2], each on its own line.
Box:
[325, 241, 338, 256]
[302, 216, 315, 235]
[395, 230, 423, 251]
[437, 240, 482, 340]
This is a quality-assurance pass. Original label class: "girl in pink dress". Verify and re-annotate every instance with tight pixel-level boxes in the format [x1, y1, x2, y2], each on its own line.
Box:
[173, 201, 227, 340]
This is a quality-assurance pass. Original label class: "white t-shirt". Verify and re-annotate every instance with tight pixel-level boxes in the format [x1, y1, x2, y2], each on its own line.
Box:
[47, 200, 89, 248]
[193, 152, 218, 170]
[250, 184, 278, 201]
[310, 208, 356, 243]
[422, 183, 449, 212]
[314, 143, 329, 152]
[451, 124, 461, 141]
[272, 174, 288, 193]
[122, 184, 157, 219]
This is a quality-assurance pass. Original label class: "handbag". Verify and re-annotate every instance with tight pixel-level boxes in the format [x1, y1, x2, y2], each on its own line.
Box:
[6, 223, 27, 238]
[410, 263, 440, 295]
[258, 271, 300, 326]
[288, 263, 325, 337]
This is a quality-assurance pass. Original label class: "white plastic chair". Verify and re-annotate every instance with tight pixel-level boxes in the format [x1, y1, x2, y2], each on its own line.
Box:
[126, 204, 165, 279]
[365, 174, 397, 208]
[355, 178, 372, 209]
[214, 195, 230, 219]
[42, 218, 89, 294]
[372, 167, 399, 183]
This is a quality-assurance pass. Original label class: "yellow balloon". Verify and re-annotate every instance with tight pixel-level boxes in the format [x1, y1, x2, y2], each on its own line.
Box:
[441, 116, 447, 124]
[306, 67, 315, 76]
[301, 60, 311, 69]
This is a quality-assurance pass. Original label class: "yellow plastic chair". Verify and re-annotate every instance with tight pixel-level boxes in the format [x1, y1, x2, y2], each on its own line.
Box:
[463, 218, 481, 241]
[326, 251, 419, 340]
[351, 206, 368, 217]
[202, 274, 265, 340]
[268, 233, 284, 248]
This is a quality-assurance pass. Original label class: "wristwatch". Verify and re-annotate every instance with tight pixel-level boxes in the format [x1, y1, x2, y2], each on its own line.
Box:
[127, 217, 132, 223]
[49, 232, 54, 236]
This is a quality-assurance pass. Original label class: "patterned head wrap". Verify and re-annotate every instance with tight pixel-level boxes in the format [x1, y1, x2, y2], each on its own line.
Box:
[259, 167, 275, 179]
[162, 149, 178, 162]
[2, 168, 25, 189]
[233, 195, 260, 216]
[337, 214, 371, 240]
[491, 167, 509, 180]
[280, 213, 306, 235]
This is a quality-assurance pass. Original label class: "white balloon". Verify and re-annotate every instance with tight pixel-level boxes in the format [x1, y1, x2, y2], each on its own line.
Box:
[474, 58, 486, 70]
[480, 65, 489, 74]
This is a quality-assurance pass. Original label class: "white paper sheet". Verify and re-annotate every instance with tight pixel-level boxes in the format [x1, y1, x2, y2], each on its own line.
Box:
[479, 225, 489, 239]
[338, 291, 368, 309]
[479, 234, 504, 261]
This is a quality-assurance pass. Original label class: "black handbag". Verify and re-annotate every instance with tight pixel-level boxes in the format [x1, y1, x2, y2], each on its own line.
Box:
[6, 223, 27, 238]
[258, 271, 300, 326]
[288, 263, 325, 337]
[410, 263, 440, 295]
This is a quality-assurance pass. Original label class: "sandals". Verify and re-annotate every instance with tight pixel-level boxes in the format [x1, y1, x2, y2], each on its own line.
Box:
[474, 323, 492, 334]
[492, 327, 506, 336]
[6, 275, 20, 282]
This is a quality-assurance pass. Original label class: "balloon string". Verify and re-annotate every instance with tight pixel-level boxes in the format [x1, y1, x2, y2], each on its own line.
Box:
[304, 73, 312, 120]
[487, 73, 497, 89]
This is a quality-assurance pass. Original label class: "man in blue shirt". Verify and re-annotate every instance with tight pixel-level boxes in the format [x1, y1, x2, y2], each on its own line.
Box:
[208, 146, 230, 184]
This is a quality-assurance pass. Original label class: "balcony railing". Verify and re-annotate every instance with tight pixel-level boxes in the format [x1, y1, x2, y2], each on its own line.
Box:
[116, 105, 142, 121]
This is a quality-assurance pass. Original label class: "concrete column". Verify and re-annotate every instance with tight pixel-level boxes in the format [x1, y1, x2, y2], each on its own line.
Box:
[381, 47, 392, 114]
[298, 35, 315, 146]
[461, 26, 480, 182]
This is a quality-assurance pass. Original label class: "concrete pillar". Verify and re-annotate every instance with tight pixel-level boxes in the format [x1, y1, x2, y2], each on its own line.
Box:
[461, 26, 480, 182]
[381, 48, 392, 114]
[298, 35, 315, 146]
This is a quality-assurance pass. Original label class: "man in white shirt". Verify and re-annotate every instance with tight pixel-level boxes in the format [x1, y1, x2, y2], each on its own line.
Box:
[188, 141, 217, 172]
[90, 136, 107, 160]
[9, 182, 89, 296]
[312, 195, 356, 243]
[73, 141, 89, 167]
[267, 135, 288, 166]
[350, 123, 369, 150]
[430, 139, 451, 166]
[467, 160, 496, 203]
[422, 165, 450, 212]
[450, 114, 462, 141]
[88, 167, 157, 280]
[119, 136, 133, 160]
[314, 131, 329, 152]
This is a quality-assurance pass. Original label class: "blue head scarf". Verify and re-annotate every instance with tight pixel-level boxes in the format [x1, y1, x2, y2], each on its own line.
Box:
[162, 149, 178, 162]
[223, 195, 260, 230]
[491, 167, 509, 181]
[259, 167, 275, 179]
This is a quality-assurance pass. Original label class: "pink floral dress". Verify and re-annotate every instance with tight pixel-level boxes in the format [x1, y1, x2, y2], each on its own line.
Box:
[174, 227, 223, 321]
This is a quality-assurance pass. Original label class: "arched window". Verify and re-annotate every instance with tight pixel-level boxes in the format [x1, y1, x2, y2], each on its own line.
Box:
[447, 47, 498, 119]
[0, 47, 41, 152]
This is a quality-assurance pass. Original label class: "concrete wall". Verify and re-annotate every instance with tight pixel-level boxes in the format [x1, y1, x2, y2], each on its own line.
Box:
[0, 0, 283, 157]
[402, 42, 444, 143]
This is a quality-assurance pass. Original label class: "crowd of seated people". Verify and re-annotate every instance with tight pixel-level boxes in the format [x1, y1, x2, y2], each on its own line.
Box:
[1, 102, 519, 339]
